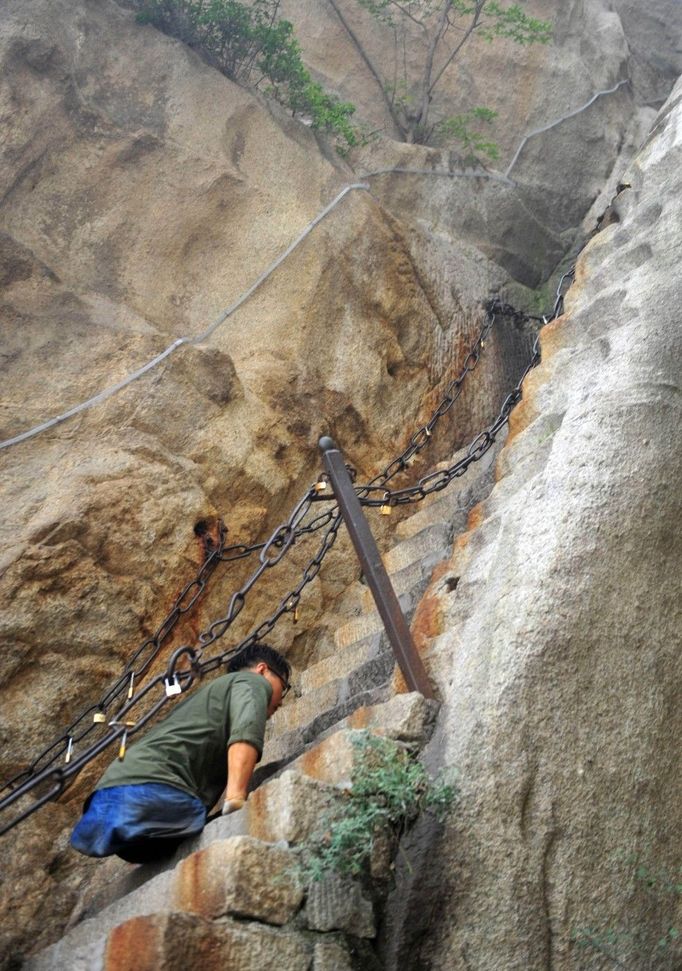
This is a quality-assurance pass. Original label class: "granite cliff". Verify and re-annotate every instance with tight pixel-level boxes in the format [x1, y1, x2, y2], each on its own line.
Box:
[0, 0, 680, 967]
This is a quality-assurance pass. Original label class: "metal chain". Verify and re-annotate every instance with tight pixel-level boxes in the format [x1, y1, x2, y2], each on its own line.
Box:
[0, 274, 573, 834]
[356, 268, 574, 509]
[0, 505, 342, 835]
[363, 298, 499, 492]
[0, 523, 228, 796]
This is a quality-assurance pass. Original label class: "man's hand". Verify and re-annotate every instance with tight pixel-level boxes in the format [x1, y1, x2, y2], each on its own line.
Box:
[222, 798, 246, 816]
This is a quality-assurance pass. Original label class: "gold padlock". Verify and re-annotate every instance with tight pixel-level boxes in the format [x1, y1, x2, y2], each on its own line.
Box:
[93, 712, 106, 724]
[127, 672, 135, 700]
[314, 479, 328, 494]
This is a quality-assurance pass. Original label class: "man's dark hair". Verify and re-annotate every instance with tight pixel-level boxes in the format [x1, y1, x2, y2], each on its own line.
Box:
[227, 643, 291, 684]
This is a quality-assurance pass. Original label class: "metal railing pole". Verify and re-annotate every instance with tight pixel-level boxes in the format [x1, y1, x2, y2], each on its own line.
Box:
[319, 437, 434, 699]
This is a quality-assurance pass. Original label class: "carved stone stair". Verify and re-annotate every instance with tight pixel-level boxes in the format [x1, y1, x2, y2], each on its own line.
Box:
[25, 694, 434, 971]
[257, 439, 502, 778]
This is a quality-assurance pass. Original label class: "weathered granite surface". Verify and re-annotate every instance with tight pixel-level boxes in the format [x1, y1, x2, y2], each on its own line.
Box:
[283, 0, 681, 284]
[380, 76, 682, 971]
[1, 0, 680, 967]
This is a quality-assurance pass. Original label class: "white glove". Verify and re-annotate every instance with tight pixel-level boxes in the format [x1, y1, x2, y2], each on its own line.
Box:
[222, 797, 246, 815]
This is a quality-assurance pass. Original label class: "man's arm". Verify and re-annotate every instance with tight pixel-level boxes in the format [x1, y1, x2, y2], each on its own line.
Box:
[222, 741, 259, 812]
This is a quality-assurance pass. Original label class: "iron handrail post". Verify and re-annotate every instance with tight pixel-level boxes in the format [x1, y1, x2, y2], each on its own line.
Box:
[319, 436, 434, 699]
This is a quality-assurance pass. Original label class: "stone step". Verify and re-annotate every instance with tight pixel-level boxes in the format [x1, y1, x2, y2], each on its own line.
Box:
[394, 497, 467, 542]
[258, 681, 436, 784]
[27, 911, 319, 971]
[27, 770, 356, 969]
[27, 691, 437, 970]
[289, 692, 438, 788]
[264, 643, 396, 740]
[395, 437, 502, 541]
[358, 546, 449, 612]
[333, 610, 385, 650]
[297, 631, 384, 695]
[380, 520, 452, 574]
[29, 699, 428, 971]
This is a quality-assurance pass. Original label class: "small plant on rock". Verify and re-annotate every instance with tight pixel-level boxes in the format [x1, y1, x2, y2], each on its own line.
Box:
[135, 0, 358, 150]
[300, 734, 457, 883]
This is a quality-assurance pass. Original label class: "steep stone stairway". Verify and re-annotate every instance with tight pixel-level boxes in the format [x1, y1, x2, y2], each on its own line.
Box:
[26, 693, 436, 971]
[23, 440, 502, 971]
[258, 438, 501, 778]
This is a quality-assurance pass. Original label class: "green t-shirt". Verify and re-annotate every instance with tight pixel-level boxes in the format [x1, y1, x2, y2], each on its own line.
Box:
[96, 671, 271, 809]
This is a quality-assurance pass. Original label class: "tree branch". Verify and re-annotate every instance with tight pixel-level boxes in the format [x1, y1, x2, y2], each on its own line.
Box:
[428, 0, 485, 95]
[388, 0, 428, 29]
[327, 0, 406, 137]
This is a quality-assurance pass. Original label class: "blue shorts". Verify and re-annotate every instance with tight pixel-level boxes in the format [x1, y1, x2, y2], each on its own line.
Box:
[70, 782, 207, 864]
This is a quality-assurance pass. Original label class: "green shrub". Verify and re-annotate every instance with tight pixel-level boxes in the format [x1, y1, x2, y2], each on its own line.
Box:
[300, 734, 457, 883]
[135, 0, 357, 150]
[435, 107, 500, 164]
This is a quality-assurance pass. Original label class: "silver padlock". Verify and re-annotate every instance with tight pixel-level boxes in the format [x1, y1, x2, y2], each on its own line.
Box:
[164, 675, 182, 698]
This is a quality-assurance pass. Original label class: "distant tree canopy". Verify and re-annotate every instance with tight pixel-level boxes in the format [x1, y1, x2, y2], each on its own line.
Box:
[328, 0, 552, 155]
[135, 0, 358, 150]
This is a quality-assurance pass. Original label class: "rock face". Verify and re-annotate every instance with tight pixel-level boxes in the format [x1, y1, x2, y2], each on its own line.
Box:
[0, 0, 529, 964]
[284, 0, 681, 285]
[1, 0, 680, 967]
[381, 77, 682, 970]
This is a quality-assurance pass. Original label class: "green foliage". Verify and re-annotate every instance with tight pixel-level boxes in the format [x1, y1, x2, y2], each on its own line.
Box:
[435, 106, 499, 163]
[352, 0, 552, 145]
[300, 734, 457, 883]
[357, 0, 553, 42]
[572, 862, 681, 970]
[135, 0, 357, 150]
[477, 2, 552, 45]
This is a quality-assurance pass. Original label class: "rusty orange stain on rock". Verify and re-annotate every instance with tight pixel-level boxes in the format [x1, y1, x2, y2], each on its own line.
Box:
[466, 502, 486, 532]
[347, 706, 371, 730]
[506, 312, 572, 447]
[298, 741, 326, 782]
[174, 846, 207, 915]
[392, 561, 449, 695]
[247, 786, 271, 842]
[105, 915, 163, 971]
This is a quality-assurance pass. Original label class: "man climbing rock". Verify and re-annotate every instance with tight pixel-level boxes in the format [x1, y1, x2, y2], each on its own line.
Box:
[70, 643, 290, 864]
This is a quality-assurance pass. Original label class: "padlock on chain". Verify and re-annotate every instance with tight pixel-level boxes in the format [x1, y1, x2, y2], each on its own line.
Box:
[114, 721, 136, 761]
[164, 674, 182, 698]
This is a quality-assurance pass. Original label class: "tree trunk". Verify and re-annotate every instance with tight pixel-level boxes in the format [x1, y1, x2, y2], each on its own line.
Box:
[411, 0, 451, 141]
[327, 0, 407, 139]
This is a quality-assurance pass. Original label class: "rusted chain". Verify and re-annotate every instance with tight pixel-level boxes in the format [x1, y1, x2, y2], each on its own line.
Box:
[0, 279, 571, 835]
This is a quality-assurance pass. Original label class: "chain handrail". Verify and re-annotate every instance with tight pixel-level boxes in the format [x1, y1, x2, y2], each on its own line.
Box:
[0, 300, 506, 800]
[0, 273, 574, 835]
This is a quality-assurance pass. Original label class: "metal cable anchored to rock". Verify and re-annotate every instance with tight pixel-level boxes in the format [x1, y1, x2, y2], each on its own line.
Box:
[0, 183, 370, 453]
